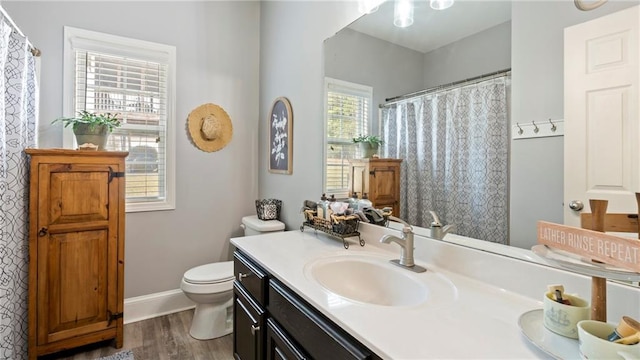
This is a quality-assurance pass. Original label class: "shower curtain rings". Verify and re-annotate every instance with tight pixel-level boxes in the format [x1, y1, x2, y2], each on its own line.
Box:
[549, 119, 557, 132]
[516, 123, 523, 135]
[532, 121, 539, 133]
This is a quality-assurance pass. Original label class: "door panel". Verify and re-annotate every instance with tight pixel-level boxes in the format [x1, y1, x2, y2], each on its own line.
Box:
[48, 166, 110, 224]
[370, 166, 397, 204]
[39, 230, 111, 343]
[564, 5, 639, 226]
[36, 161, 119, 346]
[233, 283, 264, 360]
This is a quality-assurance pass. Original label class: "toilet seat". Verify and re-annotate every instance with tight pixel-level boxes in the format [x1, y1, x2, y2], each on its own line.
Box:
[183, 261, 234, 284]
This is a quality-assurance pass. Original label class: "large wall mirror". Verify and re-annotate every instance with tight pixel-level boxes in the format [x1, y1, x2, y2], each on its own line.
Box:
[324, 0, 639, 258]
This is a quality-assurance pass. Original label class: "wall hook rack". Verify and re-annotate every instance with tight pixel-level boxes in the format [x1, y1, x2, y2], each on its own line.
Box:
[512, 119, 564, 139]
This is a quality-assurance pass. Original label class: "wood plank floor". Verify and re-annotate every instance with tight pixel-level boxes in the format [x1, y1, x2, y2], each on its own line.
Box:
[40, 310, 233, 360]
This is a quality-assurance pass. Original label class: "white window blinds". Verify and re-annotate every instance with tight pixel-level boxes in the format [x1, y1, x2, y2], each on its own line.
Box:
[64, 26, 176, 212]
[324, 78, 372, 197]
[74, 51, 167, 202]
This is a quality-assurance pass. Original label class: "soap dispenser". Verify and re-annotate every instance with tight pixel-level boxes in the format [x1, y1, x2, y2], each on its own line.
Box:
[347, 192, 359, 210]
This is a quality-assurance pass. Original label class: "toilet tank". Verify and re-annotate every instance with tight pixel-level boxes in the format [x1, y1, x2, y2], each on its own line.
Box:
[241, 215, 285, 236]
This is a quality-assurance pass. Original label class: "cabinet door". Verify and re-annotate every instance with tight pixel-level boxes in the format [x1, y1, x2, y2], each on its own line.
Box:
[268, 280, 372, 360]
[266, 318, 307, 360]
[369, 163, 400, 215]
[36, 163, 119, 345]
[234, 282, 265, 360]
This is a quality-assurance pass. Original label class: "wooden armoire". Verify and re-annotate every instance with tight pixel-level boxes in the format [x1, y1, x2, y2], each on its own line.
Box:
[349, 158, 402, 217]
[25, 149, 128, 359]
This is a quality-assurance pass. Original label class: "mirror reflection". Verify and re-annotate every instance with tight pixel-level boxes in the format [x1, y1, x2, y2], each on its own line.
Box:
[324, 0, 639, 251]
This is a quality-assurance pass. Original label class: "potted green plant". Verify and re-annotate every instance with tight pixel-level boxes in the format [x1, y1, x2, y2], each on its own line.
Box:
[53, 110, 121, 150]
[352, 134, 383, 158]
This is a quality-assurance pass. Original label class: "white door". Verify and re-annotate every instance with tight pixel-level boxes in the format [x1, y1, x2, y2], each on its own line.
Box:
[564, 5, 639, 227]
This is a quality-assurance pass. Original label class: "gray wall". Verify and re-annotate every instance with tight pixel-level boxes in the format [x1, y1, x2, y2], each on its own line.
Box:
[423, 21, 512, 88]
[324, 28, 425, 134]
[509, 1, 637, 249]
[4, 1, 261, 298]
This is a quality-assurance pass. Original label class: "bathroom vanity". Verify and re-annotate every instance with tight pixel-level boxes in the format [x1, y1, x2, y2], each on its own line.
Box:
[231, 223, 640, 359]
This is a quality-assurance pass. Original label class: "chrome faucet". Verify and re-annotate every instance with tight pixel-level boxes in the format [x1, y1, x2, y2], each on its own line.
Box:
[380, 215, 426, 273]
[429, 211, 455, 240]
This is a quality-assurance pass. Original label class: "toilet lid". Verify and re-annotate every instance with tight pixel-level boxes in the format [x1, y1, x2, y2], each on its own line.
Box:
[184, 261, 234, 284]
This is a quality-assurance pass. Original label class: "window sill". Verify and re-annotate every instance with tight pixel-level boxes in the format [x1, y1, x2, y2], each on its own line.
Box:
[126, 200, 175, 213]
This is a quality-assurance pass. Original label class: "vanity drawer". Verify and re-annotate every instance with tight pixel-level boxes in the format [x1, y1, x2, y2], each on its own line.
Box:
[268, 279, 374, 360]
[234, 250, 268, 305]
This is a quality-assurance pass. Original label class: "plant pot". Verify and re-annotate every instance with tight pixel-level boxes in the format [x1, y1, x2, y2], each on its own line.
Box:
[73, 123, 109, 150]
[358, 142, 379, 158]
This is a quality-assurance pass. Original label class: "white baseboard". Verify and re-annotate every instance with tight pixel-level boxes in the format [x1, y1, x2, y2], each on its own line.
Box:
[124, 289, 195, 324]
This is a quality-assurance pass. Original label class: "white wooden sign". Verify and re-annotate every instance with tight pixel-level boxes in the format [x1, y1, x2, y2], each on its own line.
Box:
[537, 221, 640, 272]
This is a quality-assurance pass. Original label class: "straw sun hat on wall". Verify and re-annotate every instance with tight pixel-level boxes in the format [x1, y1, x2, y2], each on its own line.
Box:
[187, 103, 233, 152]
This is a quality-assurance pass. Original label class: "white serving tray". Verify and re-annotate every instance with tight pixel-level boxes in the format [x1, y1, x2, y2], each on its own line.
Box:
[518, 309, 579, 359]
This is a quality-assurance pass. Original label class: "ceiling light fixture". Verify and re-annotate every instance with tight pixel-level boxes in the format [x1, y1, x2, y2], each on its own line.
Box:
[430, 0, 454, 10]
[358, 0, 382, 14]
[394, 0, 414, 28]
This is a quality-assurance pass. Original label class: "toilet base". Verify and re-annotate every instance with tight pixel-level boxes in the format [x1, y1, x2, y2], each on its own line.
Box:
[189, 298, 233, 340]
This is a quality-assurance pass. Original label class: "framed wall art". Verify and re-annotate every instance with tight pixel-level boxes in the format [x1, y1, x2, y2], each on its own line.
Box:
[268, 97, 293, 174]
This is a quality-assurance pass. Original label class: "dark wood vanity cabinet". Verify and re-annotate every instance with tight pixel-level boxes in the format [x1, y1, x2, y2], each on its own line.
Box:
[233, 249, 380, 360]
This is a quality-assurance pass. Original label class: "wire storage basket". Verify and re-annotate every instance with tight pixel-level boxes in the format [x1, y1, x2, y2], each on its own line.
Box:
[255, 199, 282, 220]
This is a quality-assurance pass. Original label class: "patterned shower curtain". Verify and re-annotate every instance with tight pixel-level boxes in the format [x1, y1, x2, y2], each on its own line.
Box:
[0, 15, 38, 360]
[381, 77, 509, 244]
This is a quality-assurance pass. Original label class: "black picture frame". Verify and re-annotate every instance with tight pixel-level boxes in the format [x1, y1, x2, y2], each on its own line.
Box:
[268, 97, 293, 174]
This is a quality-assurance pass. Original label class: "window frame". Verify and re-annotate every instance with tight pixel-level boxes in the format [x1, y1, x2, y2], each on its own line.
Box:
[63, 26, 176, 212]
[323, 77, 373, 199]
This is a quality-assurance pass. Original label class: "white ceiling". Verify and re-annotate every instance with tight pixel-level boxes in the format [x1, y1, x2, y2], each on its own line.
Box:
[348, 0, 512, 53]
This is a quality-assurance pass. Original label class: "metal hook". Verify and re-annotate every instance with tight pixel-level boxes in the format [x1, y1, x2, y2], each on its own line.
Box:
[516, 123, 523, 135]
[532, 121, 539, 133]
[549, 118, 557, 132]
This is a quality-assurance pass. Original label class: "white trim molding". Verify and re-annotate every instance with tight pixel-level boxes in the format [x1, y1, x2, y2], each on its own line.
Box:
[124, 289, 194, 324]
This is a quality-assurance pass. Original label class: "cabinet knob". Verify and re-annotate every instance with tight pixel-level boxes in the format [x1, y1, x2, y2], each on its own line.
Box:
[238, 272, 249, 282]
[38, 227, 48, 237]
[251, 324, 260, 336]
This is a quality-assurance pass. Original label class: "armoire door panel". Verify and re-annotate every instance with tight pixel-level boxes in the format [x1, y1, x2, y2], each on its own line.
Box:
[39, 230, 111, 342]
[370, 167, 397, 202]
[48, 169, 110, 224]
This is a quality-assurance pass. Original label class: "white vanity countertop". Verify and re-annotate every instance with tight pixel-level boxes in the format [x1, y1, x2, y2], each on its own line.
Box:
[231, 229, 554, 359]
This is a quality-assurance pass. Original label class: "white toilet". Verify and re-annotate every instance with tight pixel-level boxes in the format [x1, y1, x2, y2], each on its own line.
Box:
[180, 215, 285, 340]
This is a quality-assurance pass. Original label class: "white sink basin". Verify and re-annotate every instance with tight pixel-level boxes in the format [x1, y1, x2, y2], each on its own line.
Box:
[304, 253, 456, 307]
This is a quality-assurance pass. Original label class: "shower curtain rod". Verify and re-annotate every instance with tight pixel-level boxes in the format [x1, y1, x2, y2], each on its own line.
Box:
[381, 68, 511, 107]
[0, 6, 40, 57]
